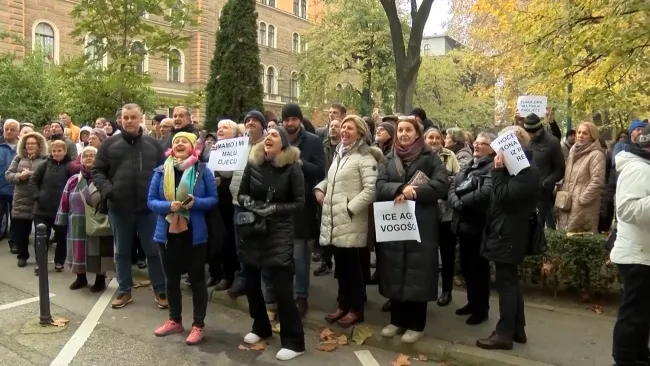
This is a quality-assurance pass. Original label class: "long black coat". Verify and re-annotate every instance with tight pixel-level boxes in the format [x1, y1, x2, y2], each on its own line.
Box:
[292, 127, 325, 239]
[375, 148, 449, 302]
[448, 156, 494, 236]
[482, 152, 540, 265]
[237, 143, 305, 268]
[29, 155, 72, 220]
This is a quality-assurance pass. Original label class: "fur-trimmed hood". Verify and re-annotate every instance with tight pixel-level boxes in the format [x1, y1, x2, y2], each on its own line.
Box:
[17, 132, 48, 159]
[250, 140, 301, 168]
[357, 142, 385, 163]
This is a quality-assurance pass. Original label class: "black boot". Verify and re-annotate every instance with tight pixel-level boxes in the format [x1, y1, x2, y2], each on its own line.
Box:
[69, 274, 88, 290]
[381, 299, 391, 312]
[437, 291, 452, 306]
[91, 274, 106, 293]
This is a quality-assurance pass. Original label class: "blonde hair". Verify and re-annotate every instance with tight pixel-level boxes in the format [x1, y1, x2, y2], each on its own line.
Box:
[577, 121, 599, 142]
[341, 115, 369, 138]
[50, 140, 68, 152]
[218, 119, 243, 137]
[499, 125, 531, 147]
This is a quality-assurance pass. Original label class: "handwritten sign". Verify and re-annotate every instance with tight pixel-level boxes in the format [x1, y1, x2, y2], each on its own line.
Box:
[490, 130, 530, 176]
[517, 95, 547, 118]
[207, 136, 250, 172]
[373, 201, 421, 243]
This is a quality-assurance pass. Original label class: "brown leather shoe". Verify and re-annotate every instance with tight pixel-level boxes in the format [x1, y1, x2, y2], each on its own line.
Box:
[476, 332, 513, 350]
[337, 311, 364, 328]
[513, 329, 527, 344]
[324, 309, 347, 323]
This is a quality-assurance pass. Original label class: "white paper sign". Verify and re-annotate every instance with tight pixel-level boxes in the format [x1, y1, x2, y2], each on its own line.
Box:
[207, 136, 250, 172]
[373, 200, 421, 243]
[490, 130, 530, 176]
[517, 95, 547, 118]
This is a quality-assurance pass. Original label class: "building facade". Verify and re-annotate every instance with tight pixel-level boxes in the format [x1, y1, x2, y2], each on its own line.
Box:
[0, 0, 322, 124]
[421, 34, 460, 57]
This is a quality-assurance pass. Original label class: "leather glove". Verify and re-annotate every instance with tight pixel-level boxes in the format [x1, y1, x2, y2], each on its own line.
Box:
[252, 204, 276, 217]
[240, 195, 254, 210]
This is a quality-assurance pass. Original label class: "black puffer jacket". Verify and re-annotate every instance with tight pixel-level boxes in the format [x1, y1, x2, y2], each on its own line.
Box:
[448, 155, 494, 235]
[482, 151, 540, 265]
[29, 155, 72, 219]
[162, 123, 200, 150]
[291, 127, 325, 239]
[92, 128, 165, 213]
[237, 143, 305, 268]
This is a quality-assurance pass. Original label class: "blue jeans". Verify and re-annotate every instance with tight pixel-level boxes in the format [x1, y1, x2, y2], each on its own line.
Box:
[263, 238, 311, 303]
[233, 206, 246, 283]
[109, 209, 166, 295]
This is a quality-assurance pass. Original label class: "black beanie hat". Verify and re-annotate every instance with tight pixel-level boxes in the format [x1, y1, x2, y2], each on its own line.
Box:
[153, 114, 166, 123]
[523, 113, 543, 133]
[377, 122, 395, 139]
[273, 126, 291, 149]
[411, 107, 427, 121]
[281, 103, 303, 122]
[244, 110, 267, 130]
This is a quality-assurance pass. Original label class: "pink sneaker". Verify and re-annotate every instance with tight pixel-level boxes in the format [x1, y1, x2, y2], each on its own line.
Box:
[154, 320, 184, 337]
[185, 326, 205, 345]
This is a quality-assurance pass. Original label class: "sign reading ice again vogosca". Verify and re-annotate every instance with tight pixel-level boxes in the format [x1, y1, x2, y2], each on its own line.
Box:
[373, 200, 421, 243]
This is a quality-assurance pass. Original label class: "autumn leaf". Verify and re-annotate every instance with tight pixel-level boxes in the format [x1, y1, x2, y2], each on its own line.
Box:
[337, 334, 348, 345]
[316, 342, 338, 352]
[250, 342, 267, 351]
[414, 354, 428, 361]
[351, 326, 372, 345]
[51, 317, 69, 327]
[271, 322, 281, 333]
[238, 344, 249, 351]
[590, 304, 603, 315]
[320, 328, 335, 341]
[391, 353, 411, 366]
[133, 279, 151, 288]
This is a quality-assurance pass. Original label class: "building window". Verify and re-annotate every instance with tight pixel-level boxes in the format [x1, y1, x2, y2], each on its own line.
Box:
[131, 41, 147, 73]
[290, 72, 299, 100]
[300, 0, 307, 19]
[33, 22, 56, 62]
[170, 0, 184, 18]
[292, 33, 300, 53]
[423, 44, 430, 56]
[293, 0, 299, 16]
[259, 0, 276, 6]
[259, 65, 265, 89]
[267, 25, 275, 48]
[266, 66, 275, 94]
[168, 107, 175, 117]
[301, 40, 306, 53]
[85, 35, 106, 68]
[168, 49, 184, 82]
[259, 22, 267, 46]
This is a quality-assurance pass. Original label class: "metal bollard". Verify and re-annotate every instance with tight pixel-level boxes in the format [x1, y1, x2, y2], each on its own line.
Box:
[35, 223, 52, 325]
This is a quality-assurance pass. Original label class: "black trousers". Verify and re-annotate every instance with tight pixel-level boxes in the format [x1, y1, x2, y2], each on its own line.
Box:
[131, 233, 146, 263]
[495, 262, 525, 338]
[34, 216, 66, 265]
[208, 227, 239, 282]
[14, 218, 33, 261]
[333, 247, 367, 313]
[390, 300, 427, 332]
[613, 264, 650, 366]
[458, 232, 490, 316]
[537, 190, 556, 230]
[244, 265, 305, 352]
[438, 221, 456, 292]
[159, 230, 208, 327]
[320, 245, 334, 268]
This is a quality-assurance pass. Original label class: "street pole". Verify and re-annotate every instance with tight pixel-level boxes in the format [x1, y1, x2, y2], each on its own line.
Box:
[566, 81, 573, 134]
[36, 223, 52, 325]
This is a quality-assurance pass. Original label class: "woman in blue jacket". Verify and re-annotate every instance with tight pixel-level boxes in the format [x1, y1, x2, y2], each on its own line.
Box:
[147, 132, 218, 346]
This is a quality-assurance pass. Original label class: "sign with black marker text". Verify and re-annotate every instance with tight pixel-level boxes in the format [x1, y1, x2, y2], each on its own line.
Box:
[517, 95, 547, 118]
[207, 136, 250, 172]
[373, 201, 421, 243]
[490, 130, 530, 176]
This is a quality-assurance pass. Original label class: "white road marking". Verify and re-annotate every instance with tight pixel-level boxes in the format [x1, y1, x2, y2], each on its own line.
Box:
[0, 293, 56, 311]
[355, 350, 381, 366]
[50, 278, 118, 366]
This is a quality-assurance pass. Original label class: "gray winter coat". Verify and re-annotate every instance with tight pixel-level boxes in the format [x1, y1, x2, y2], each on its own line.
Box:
[5, 132, 48, 219]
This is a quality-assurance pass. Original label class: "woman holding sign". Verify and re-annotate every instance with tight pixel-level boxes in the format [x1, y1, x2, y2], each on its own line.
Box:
[315, 115, 383, 328]
[375, 116, 449, 344]
[476, 126, 540, 350]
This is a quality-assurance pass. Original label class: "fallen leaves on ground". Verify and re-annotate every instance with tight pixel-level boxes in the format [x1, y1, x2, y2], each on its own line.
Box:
[439, 362, 451, 366]
[237, 344, 249, 351]
[133, 279, 151, 288]
[351, 326, 372, 345]
[590, 304, 603, 315]
[315, 328, 350, 352]
[250, 341, 267, 351]
[336, 334, 348, 345]
[413, 354, 428, 361]
[319, 328, 335, 341]
[271, 322, 281, 333]
[391, 353, 411, 366]
[50, 317, 69, 327]
[316, 342, 338, 352]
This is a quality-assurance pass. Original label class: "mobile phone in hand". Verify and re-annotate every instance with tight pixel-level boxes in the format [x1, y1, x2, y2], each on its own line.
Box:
[181, 196, 193, 205]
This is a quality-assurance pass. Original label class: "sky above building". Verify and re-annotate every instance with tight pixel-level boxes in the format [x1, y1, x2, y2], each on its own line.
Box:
[422, 0, 451, 36]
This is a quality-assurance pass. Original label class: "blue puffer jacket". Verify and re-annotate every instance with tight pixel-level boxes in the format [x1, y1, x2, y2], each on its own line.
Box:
[0, 138, 17, 196]
[147, 162, 218, 245]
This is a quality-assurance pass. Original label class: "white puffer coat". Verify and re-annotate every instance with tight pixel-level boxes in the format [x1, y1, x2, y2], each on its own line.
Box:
[315, 142, 383, 248]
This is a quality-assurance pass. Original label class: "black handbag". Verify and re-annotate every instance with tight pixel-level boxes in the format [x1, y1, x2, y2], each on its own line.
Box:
[234, 211, 267, 238]
[526, 209, 546, 256]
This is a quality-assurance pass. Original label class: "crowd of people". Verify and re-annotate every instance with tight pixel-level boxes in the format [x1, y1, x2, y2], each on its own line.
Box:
[0, 102, 648, 365]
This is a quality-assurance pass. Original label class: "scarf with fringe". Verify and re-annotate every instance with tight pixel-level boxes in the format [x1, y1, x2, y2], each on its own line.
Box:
[163, 153, 198, 233]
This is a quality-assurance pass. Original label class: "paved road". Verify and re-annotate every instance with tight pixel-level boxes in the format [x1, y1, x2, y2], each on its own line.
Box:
[0, 240, 436, 366]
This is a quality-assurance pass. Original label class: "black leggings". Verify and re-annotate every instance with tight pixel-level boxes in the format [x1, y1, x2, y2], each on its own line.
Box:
[159, 230, 208, 327]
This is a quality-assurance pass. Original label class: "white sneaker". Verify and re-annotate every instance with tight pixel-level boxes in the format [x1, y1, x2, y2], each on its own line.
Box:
[276, 348, 304, 361]
[401, 330, 424, 344]
[381, 324, 403, 337]
[244, 332, 261, 344]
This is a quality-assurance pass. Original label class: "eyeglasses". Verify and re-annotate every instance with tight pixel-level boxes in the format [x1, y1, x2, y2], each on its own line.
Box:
[473, 141, 489, 147]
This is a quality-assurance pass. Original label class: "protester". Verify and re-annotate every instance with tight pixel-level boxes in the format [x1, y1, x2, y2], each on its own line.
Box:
[42, 124, 52, 141]
[523, 113, 565, 230]
[60, 112, 81, 142]
[374, 122, 395, 157]
[449, 132, 496, 325]
[612, 120, 647, 166]
[237, 126, 306, 361]
[556, 122, 605, 233]
[411, 108, 435, 131]
[148, 132, 217, 345]
[19, 123, 34, 137]
[610, 124, 650, 366]
[376, 116, 448, 343]
[92, 103, 167, 309]
[476, 126, 539, 350]
[6, 132, 48, 267]
[561, 130, 576, 162]
[160, 118, 174, 140]
[69, 128, 107, 175]
[424, 127, 460, 306]
[49, 121, 78, 160]
[445, 127, 473, 167]
[164, 106, 199, 150]
[29, 139, 72, 273]
[94, 117, 107, 129]
[0, 119, 19, 254]
[316, 103, 347, 142]
[315, 115, 382, 327]
[227, 110, 267, 298]
[76, 126, 93, 152]
[150, 114, 167, 140]
[56, 146, 112, 292]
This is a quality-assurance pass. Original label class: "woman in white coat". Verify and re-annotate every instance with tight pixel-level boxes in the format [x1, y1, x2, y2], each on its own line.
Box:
[314, 115, 383, 328]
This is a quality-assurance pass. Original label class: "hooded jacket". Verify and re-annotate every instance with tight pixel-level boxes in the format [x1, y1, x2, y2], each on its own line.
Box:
[5, 132, 48, 219]
[610, 151, 650, 266]
[0, 136, 17, 196]
[29, 154, 72, 219]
